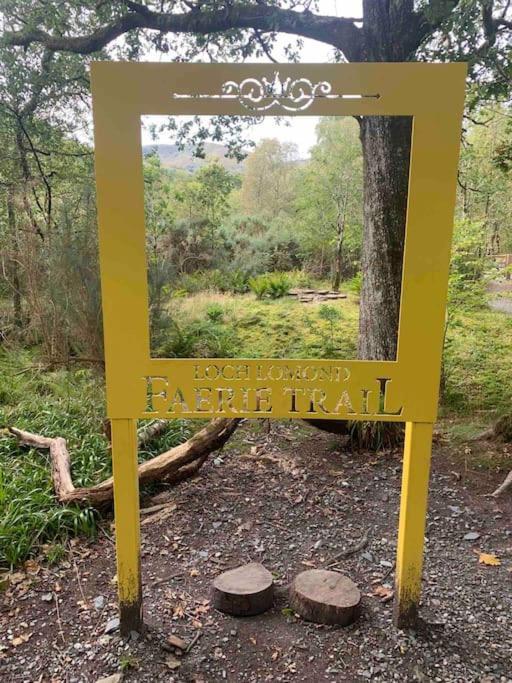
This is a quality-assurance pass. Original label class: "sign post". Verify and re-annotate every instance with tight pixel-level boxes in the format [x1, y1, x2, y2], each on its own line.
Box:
[91, 62, 466, 633]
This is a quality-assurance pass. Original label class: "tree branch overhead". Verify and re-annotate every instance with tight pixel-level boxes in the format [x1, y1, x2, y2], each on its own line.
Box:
[2, 4, 363, 61]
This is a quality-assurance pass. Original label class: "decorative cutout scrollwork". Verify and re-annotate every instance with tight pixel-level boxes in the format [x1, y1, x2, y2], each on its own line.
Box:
[173, 71, 379, 110]
[221, 72, 334, 112]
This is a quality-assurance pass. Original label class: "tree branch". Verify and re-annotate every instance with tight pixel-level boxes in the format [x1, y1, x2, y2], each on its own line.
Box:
[2, 4, 362, 61]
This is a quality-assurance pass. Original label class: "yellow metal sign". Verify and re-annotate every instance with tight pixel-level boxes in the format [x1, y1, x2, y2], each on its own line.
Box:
[91, 62, 466, 634]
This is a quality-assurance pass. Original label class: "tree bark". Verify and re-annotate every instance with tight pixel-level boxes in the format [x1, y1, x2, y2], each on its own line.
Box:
[6, 187, 23, 328]
[358, 116, 412, 360]
[8, 418, 240, 508]
[331, 195, 347, 292]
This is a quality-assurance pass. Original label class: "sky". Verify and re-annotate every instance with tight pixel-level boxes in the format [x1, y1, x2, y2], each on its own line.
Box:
[141, 0, 362, 158]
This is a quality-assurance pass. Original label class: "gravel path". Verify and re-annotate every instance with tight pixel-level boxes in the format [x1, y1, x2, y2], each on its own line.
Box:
[1, 421, 511, 682]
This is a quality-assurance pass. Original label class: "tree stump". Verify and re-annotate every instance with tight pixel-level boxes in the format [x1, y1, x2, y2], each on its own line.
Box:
[289, 570, 361, 625]
[212, 562, 274, 616]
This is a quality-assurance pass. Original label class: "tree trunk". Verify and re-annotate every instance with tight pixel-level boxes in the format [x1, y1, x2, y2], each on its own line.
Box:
[331, 196, 347, 292]
[6, 187, 22, 327]
[307, 118, 411, 446]
[358, 116, 412, 360]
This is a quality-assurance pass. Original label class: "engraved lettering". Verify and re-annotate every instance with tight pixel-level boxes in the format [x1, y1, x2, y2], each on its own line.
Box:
[167, 388, 189, 413]
[333, 390, 356, 415]
[195, 387, 213, 412]
[376, 378, 403, 416]
[144, 375, 168, 413]
[255, 387, 272, 413]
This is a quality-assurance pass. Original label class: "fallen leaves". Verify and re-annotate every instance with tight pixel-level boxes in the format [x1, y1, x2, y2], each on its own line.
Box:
[11, 632, 32, 647]
[477, 551, 501, 566]
[373, 585, 394, 603]
[165, 654, 181, 670]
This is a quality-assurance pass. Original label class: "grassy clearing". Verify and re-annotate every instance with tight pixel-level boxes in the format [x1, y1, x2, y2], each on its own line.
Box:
[167, 290, 359, 359]
[169, 290, 512, 422]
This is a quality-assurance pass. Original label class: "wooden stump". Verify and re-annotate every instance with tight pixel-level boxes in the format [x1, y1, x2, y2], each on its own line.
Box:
[212, 562, 274, 616]
[289, 570, 361, 626]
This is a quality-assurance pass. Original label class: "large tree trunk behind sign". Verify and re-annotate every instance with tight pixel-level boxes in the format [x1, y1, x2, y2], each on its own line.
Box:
[358, 116, 412, 361]
[307, 117, 411, 444]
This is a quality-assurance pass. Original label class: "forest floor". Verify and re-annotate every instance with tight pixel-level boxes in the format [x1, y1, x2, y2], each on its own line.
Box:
[1, 420, 512, 683]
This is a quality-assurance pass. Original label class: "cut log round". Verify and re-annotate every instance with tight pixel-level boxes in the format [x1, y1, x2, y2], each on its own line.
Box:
[289, 570, 361, 626]
[212, 562, 274, 617]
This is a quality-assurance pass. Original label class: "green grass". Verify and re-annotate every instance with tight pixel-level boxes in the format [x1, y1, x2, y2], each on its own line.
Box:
[166, 290, 359, 359]
[443, 307, 512, 416]
[0, 348, 190, 569]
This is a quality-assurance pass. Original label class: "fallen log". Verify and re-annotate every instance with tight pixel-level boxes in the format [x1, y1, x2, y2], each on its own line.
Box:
[472, 415, 512, 443]
[491, 469, 512, 498]
[8, 418, 240, 508]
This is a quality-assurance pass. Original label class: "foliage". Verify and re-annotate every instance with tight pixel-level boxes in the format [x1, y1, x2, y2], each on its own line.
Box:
[346, 273, 362, 296]
[457, 107, 512, 254]
[155, 314, 239, 359]
[248, 273, 290, 300]
[442, 307, 512, 415]
[0, 349, 189, 568]
[448, 220, 491, 310]
[206, 303, 224, 323]
[248, 275, 269, 300]
[239, 138, 298, 219]
[177, 269, 249, 295]
[317, 305, 344, 358]
[294, 118, 363, 281]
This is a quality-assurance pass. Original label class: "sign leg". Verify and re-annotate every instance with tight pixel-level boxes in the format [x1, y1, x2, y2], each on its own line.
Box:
[393, 421, 433, 629]
[111, 418, 143, 635]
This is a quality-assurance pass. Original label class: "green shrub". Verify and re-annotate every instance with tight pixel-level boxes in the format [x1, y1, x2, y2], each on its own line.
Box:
[177, 269, 249, 295]
[248, 275, 270, 299]
[157, 317, 239, 358]
[346, 272, 362, 295]
[249, 273, 290, 300]
[206, 303, 224, 323]
[286, 270, 313, 288]
[317, 305, 343, 357]
[266, 273, 291, 299]
[448, 220, 490, 310]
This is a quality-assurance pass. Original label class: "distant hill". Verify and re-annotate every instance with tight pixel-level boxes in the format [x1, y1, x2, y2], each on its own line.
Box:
[142, 143, 244, 173]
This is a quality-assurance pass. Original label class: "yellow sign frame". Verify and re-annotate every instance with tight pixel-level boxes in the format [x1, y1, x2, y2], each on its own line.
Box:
[91, 62, 466, 633]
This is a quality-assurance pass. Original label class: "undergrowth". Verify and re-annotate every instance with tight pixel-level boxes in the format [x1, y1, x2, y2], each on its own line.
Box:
[0, 349, 189, 568]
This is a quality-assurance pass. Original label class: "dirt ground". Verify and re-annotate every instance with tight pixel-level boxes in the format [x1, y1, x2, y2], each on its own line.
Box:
[1, 420, 512, 683]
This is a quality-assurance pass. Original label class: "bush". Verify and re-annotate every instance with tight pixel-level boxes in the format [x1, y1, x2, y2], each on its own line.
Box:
[206, 303, 224, 323]
[346, 272, 362, 295]
[266, 273, 291, 299]
[286, 270, 313, 288]
[156, 317, 239, 358]
[248, 275, 270, 299]
[448, 220, 490, 310]
[177, 269, 249, 295]
[249, 273, 290, 300]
